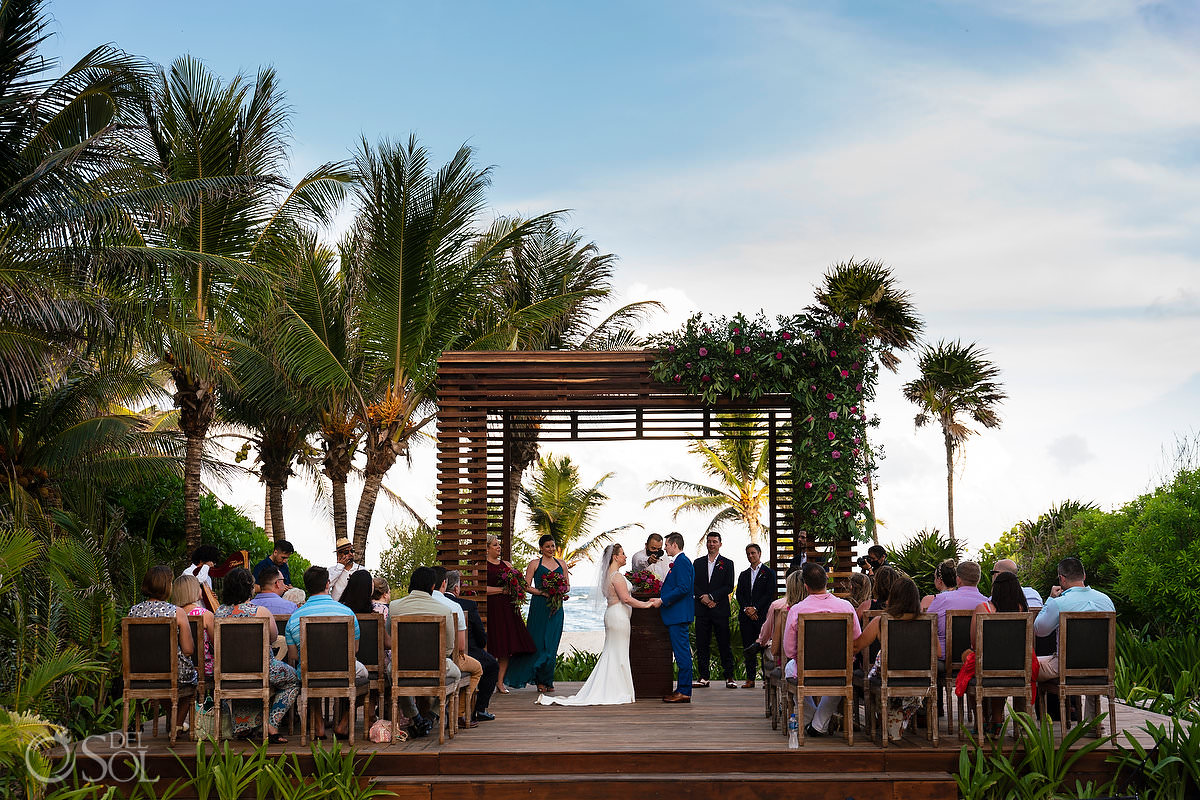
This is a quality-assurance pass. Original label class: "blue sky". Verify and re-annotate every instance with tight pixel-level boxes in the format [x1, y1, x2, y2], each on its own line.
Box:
[45, 1, 1200, 569]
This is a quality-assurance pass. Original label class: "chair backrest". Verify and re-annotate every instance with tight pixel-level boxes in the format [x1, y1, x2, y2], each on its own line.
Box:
[770, 606, 787, 660]
[977, 612, 1033, 680]
[881, 615, 937, 686]
[273, 614, 291, 636]
[864, 609, 885, 663]
[391, 614, 446, 687]
[795, 613, 853, 685]
[946, 609, 975, 668]
[356, 613, 386, 674]
[122, 617, 179, 689]
[214, 617, 270, 688]
[1060, 611, 1115, 679]
[300, 616, 357, 689]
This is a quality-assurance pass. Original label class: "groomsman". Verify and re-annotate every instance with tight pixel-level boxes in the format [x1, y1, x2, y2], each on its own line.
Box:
[693, 531, 736, 688]
[735, 543, 777, 689]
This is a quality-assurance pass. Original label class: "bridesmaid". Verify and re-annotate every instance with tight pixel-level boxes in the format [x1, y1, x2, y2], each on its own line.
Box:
[485, 533, 535, 692]
[506, 534, 569, 692]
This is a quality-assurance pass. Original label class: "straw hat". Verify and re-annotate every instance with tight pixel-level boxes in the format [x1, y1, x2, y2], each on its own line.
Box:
[335, 536, 353, 553]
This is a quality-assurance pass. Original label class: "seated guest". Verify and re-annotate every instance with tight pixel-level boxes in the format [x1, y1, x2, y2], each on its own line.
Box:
[338, 570, 375, 615]
[179, 545, 221, 590]
[371, 576, 392, 670]
[927, 561, 988, 659]
[172, 574, 214, 678]
[214, 567, 299, 743]
[869, 565, 899, 611]
[444, 570, 499, 723]
[251, 565, 298, 616]
[282, 587, 306, 606]
[1033, 557, 1114, 727]
[853, 576, 924, 741]
[253, 540, 295, 589]
[389, 567, 462, 737]
[285, 566, 366, 738]
[782, 563, 862, 737]
[921, 559, 958, 612]
[431, 566, 483, 729]
[967, 571, 1033, 734]
[749, 569, 805, 671]
[991, 559, 1043, 609]
[130, 565, 197, 732]
[847, 572, 873, 625]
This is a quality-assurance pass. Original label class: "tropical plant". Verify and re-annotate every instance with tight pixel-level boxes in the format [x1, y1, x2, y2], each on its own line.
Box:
[902, 340, 1006, 546]
[889, 528, 961, 597]
[1109, 708, 1200, 800]
[1115, 624, 1200, 716]
[811, 259, 924, 543]
[377, 522, 441, 598]
[517, 453, 637, 568]
[645, 414, 770, 545]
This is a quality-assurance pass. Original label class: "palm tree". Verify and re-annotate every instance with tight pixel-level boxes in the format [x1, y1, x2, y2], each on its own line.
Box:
[812, 259, 924, 543]
[517, 453, 637, 568]
[644, 414, 770, 545]
[902, 340, 1006, 546]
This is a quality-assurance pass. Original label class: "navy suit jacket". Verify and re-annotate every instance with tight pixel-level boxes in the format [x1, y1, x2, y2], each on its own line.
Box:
[660, 554, 695, 626]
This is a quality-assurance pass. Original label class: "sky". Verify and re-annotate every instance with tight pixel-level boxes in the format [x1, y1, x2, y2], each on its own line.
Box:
[45, 0, 1200, 577]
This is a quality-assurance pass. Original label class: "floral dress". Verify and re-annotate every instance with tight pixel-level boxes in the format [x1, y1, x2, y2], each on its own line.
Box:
[867, 650, 924, 741]
[215, 603, 300, 735]
[129, 600, 198, 686]
[186, 607, 213, 677]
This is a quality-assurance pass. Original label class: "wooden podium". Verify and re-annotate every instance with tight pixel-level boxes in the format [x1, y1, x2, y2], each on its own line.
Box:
[629, 597, 674, 699]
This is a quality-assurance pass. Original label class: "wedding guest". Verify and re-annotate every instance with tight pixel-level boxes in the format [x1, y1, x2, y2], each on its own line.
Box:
[214, 567, 298, 743]
[750, 569, 805, 673]
[179, 545, 221, 590]
[992, 559, 1043, 609]
[484, 534, 534, 692]
[130, 566, 197, 732]
[921, 559, 958, 612]
[445, 570, 499, 722]
[928, 561, 988, 659]
[863, 544, 890, 575]
[327, 537, 362, 602]
[853, 576, 924, 741]
[783, 562, 861, 737]
[870, 565, 899, 611]
[390, 567, 461, 737]
[847, 571, 874, 627]
[251, 565, 298, 616]
[338, 570, 375, 615]
[253, 540, 294, 588]
[282, 587, 306, 606]
[172, 574, 214, 679]
[693, 531, 736, 688]
[506, 535, 568, 693]
[967, 571, 1033, 734]
[371, 576, 392, 677]
[736, 543, 777, 688]
[431, 566, 484, 729]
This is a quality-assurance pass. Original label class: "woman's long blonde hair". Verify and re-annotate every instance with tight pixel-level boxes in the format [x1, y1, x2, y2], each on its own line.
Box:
[172, 574, 202, 607]
[785, 570, 805, 605]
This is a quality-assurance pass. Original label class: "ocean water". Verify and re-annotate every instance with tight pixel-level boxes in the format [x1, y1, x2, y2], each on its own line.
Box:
[562, 586, 604, 632]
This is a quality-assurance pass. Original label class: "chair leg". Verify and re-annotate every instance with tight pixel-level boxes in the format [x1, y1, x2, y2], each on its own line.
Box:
[168, 697, 177, 745]
[845, 691, 853, 746]
[437, 695, 446, 745]
[347, 691, 355, 746]
[1058, 691, 1067, 745]
[975, 692, 984, 748]
[299, 694, 307, 746]
[1109, 691, 1117, 738]
[797, 694, 805, 746]
[263, 696, 270, 744]
[214, 694, 222, 744]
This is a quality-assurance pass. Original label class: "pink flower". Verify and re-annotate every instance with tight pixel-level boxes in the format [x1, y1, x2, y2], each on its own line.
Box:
[775, 352, 784, 360]
[862, 477, 870, 484]
[742, 345, 751, 353]
[804, 482, 813, 489]
[841, 369, 850, 377]
[838, 321, 846, 329]
[673, 374, 681, 382]
[826, 393, 835, 400]
[851, 362, 860, 370]
[804, 415, 814, 423]
[698, 347, 708, 356]
[825, 493, 833, 501]
[850, 405, 858, 413]
[668, 345, 675, 353]
[847, 491, 854, 498]
[811, 509, 818, 515]
[853, 436, 861, 445]
[827, 431, 836, 440]
[733, 327, 740, 335]
[733, 373, 741, 381]
[860, 502, 866, 508]
[810, 385, 817, 391]
[704, 327, 711, 334]
[701, 375, 711, 382]
[851, 448, 860, 456]
[830, 350, 837, 357]
[758, 332, 766, 338]
[782, 332, 792, 340]
[829, 411, 838, 420]
[685, 362, 693, 369]
[809, 361, 816, 368]
[842, 510, 851, 517]
[855, 383, 863, 392]
[830, 484, 837, 490]
[832, 450, 841, 459]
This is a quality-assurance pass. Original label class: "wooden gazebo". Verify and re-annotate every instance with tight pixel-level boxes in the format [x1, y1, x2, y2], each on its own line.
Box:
[435, 351, 859, 613]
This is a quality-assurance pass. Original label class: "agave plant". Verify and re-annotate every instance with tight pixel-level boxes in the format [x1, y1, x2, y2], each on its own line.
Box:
[888, 528, 961, 597]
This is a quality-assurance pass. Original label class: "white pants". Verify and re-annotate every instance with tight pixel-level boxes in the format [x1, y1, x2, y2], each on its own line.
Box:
[805, 696, 842, 733]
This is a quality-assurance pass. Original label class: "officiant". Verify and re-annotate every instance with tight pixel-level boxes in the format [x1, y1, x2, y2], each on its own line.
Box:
[735, 543, 777, 689]
[631, 533, 672, 582]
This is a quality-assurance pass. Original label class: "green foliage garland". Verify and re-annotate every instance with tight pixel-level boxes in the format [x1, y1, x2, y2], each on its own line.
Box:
[648, 311, 881, 543]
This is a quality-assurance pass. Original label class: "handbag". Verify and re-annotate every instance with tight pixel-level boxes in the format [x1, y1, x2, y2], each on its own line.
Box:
[194, 700, 217, 741]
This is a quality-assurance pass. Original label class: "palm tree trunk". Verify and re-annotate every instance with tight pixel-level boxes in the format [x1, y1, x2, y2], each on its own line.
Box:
[172, 369, 216, 554]
[332, 479, 348, 544]
[865, 472, 879, 546]
[268, 481, 286, 542]
[352, 431, 401, 562]
[943, 426, 956, 547]
[183, 431, 205, 553]
[747, 517, 763, 545]
[263, 484, 273, 539]
[507, 464, 525, 543]
[321, 426, 355, 546]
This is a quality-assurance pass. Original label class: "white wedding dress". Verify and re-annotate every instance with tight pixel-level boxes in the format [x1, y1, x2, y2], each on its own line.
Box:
[537, 577, 635, 706]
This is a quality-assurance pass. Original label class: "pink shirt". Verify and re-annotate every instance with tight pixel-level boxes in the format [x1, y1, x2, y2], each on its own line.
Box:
[782, 592, 862, 661]
[756, 597, 791, 648]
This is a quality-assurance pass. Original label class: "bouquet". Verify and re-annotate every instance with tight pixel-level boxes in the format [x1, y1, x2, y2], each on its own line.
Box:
[498, 563, 528, 610]
[541, 571, 570, 615]
[625, 569, 663, 596]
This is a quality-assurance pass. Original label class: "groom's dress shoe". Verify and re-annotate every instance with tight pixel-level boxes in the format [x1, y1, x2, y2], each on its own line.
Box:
[662, 692, 691, 704]
[742, 680, 756, 689]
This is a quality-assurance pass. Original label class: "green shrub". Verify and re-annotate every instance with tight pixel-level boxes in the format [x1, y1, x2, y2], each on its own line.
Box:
[377, 523, 440, 598]
[890, 528, 961, 597]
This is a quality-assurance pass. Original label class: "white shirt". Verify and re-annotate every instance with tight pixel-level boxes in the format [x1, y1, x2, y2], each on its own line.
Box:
[328, 561, 363, 601]
[180, 564, 213, 590]
[749, 564, 762, 587]
[707, 557, 718, 580]
[647, 555, 673, 582]
[432, 589, 467, 631]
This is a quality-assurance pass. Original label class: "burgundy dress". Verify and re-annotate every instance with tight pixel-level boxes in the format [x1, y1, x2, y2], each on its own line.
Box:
[486, 559, 535, 659]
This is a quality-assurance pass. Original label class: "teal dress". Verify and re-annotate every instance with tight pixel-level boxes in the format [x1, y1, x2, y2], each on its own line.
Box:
[505, 560, 565, 689]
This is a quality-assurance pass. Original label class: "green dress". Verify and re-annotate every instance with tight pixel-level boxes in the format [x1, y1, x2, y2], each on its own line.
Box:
[505, 560, 565, 689]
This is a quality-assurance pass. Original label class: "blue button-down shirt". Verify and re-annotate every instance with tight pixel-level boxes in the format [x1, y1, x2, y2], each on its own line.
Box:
[284, 593, 360, 647]
[1033, 585, 1114, 638]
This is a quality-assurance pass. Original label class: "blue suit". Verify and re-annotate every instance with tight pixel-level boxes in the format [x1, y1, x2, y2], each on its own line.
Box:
[659, 554, 695, 695]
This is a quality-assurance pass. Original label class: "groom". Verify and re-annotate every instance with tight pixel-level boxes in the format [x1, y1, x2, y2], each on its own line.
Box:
[659, 532, 694, 703]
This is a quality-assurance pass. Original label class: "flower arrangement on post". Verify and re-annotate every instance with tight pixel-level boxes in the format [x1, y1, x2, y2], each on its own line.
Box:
[498, 562, 528, 609]
[625, 568, 664, 597]
[541, 570, 570, 615]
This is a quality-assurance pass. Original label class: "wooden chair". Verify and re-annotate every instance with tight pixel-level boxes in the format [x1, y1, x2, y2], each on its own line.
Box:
[272, 615, 291, 659]
[391, 614, 457, 745]
[851, 609, 885, 733]
[867, 614, 939, 747]
[121, 617, 196, 744]
[1040, 611, 1117, 741]
[188, 616, 208, 709]
[944, 609, 975, 739]
[788, 613, 855, 745]
[968, 612, 1034, 746]
[213, 617, 271, 743]
[355, 613, 388, 730]
[764, 606, 787, 727]
[298, 616, 367, 745]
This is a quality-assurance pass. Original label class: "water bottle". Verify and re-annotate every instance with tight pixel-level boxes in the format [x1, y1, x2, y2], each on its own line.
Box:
[787, 713, 799, 749]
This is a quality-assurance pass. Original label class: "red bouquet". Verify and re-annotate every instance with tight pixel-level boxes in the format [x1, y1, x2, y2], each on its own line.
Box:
[499, 563, 528, 609]
[625, 569, 663, 596]
[541, 571, 570, 615]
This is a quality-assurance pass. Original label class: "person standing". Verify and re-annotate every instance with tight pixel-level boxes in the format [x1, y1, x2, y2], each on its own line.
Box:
[659, 532, 694, 703]
[631, 533, 665, 573]
[253, 541, 294, 589]
[506, 534, 569, 692]
[693, 530, 736, 688]
[430, 566, 484, 729]
[328, 537, 362, 602]
[444, 570, 499, 723]
[484, 534, 534, 692]
[735, 543, 777, 689]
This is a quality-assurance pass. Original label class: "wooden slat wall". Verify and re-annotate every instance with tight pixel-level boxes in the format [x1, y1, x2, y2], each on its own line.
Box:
[435, 351, 858, 620]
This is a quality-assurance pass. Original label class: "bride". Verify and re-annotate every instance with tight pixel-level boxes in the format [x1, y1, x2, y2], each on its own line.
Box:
[538, 543, 661, 706]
